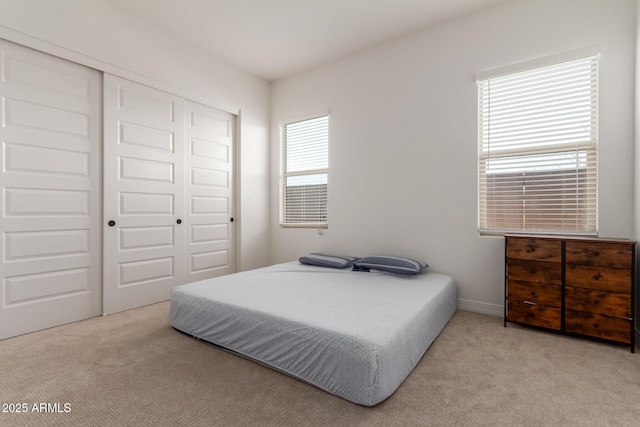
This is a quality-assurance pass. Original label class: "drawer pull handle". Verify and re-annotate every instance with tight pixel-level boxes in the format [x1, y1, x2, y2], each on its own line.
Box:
[593, 273, 602, 280]
[593, 299, 599, 305]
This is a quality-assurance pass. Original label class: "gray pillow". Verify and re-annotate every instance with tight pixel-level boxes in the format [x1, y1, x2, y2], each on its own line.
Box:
[352, 255, 428, 275]
[299, 253, 360, 269]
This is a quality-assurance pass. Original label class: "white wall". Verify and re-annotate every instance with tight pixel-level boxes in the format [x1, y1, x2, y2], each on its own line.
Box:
[271, 0, 636, 315]
[0, 0, 271, 271]
[635, 0, 640, 339]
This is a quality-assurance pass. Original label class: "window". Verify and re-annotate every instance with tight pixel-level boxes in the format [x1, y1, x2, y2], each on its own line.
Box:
[280, 114, 329, 227]
[478, 55, 599, 236]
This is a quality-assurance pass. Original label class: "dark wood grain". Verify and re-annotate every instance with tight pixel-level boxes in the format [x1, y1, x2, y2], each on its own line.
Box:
[507, 237, 562, 262]
[507, 300, 561, 330]
[565, 309, 631, 344]
[507, 280, 561, 307]
[565, 241, 633, 268]
[565, 264, 631, 293]
[565, 286, 631, 318]
[507, 259, 562, 285]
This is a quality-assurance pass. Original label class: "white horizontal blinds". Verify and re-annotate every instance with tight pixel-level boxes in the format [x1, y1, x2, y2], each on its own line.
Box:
[478, 55, 598, 235]
[282, 115, 329, 226]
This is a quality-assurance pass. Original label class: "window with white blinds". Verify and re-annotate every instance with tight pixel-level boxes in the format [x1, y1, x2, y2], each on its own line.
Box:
[478, 55, 599, 236]
[280, 114, 329, 227]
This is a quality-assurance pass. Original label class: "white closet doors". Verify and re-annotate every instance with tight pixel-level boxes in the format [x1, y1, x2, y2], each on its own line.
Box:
[184, 99, 236, 283]
[103, 75, 235, 314]
[0, 39, 102, 339]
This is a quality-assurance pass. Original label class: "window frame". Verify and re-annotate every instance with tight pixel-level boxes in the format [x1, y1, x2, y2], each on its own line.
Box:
[477, 52, 599, 237]
[279, 113, 329, 229]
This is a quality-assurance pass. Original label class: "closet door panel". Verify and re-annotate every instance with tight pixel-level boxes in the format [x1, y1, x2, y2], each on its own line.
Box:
[184, 100, 235, 281]
[0, 39, 101, 339]
[103, 75, 185, 314]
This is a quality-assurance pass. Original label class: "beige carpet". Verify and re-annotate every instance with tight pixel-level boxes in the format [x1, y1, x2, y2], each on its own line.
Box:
[1, 302, 639, 427]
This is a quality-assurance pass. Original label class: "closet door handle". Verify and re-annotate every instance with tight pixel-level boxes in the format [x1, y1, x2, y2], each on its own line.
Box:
[108, 220, 116, 227]
[176, 219, 182, 224]
[230, 217, 235, 222]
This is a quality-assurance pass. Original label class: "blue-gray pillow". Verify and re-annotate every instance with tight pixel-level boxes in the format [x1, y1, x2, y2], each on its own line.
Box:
[299, 253, 360, 269]
[352, 255, 428, 275]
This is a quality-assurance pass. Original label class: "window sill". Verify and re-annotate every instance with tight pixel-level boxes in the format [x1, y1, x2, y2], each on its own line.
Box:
[280, 223, 328, 229]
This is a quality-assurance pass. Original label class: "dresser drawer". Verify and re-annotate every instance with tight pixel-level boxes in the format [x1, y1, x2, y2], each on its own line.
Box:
[565, 286, 631, 318]
[565, 264, 631, 293]
[507, 237, 562, 262]
[565, 310, 631, 344]
[565, 241, 633, 268]
[507, 259, 562, 285]
[507, 280, 561, 307]
[507, 300, 561, 330]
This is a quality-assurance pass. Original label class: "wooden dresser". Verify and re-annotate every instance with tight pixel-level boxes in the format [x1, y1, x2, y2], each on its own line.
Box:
[505, 234, 636, 352]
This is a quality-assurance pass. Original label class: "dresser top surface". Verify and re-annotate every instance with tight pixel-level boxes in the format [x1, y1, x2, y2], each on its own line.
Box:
[505, 234, 636, 245]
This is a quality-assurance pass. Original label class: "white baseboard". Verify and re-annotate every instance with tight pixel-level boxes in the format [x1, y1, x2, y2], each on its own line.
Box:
[457, 299, 503, 317]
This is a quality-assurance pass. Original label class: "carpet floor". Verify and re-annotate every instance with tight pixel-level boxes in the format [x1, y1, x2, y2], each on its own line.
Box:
[1, 302, 639, 426]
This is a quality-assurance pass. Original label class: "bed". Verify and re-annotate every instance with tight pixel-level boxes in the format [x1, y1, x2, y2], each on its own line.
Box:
[169, 260, 458, 406]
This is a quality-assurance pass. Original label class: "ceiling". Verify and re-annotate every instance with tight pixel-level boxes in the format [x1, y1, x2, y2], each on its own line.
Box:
[104, 0, 510, 82]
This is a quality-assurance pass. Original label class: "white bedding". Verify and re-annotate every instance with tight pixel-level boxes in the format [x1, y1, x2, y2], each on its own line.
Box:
[169, 261, 458, 406]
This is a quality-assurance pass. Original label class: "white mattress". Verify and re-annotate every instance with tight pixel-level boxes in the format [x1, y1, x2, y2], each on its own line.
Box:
[170, 261, 458, 406]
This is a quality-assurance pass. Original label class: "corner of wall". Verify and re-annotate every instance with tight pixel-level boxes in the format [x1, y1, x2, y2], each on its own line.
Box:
[634, 0, 640, 346]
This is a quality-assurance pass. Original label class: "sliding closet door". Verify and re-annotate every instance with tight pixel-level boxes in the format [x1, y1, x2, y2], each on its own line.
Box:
[185, 100, 235, 282]
[0, 39, 102, 339]
[103, 75, 186, 314]
[103, 75, 235, 314]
